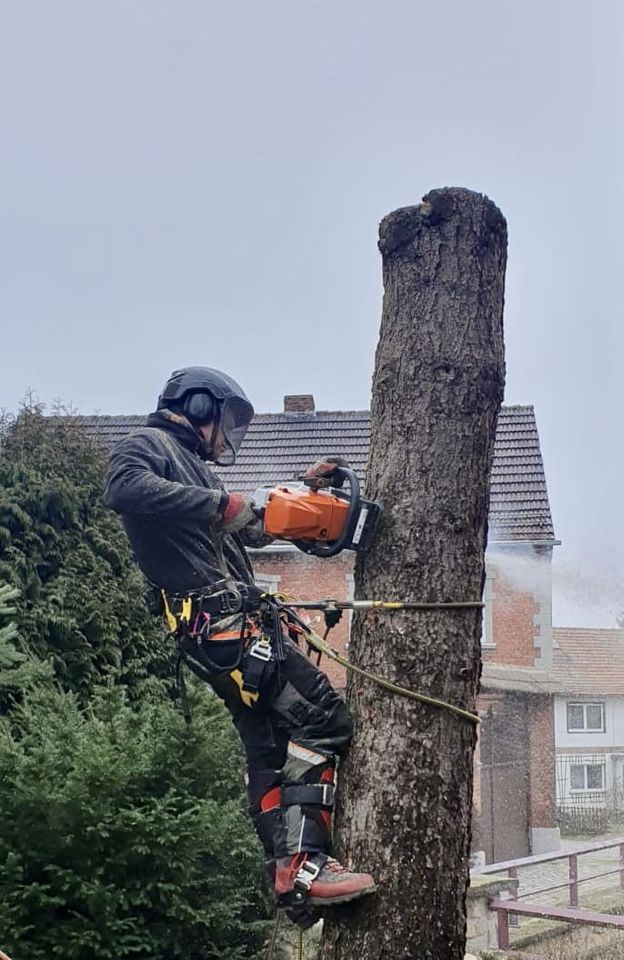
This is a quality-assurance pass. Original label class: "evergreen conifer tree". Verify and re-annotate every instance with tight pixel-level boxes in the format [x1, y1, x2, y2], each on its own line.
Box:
[0, 683, 269, 960]
[0, 405, 169, 699]
[0, 582, 53, 707]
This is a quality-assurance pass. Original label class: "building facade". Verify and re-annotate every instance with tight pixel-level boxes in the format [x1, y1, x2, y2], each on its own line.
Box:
[552, 628, 624, 835]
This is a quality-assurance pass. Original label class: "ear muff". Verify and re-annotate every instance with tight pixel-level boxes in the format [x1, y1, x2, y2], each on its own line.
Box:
[183, 391, 216, 426]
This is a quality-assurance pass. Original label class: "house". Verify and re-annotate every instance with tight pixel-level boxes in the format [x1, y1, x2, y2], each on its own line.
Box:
[552, 627, 624, 835]
[471, 407, 561, 861]
[80, 394, 561, 862]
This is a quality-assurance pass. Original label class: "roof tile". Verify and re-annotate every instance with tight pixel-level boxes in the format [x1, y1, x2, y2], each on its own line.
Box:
[553, 628, 624, 695]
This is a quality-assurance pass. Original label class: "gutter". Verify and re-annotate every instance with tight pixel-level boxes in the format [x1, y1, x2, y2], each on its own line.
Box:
[488, 539, 562, 547]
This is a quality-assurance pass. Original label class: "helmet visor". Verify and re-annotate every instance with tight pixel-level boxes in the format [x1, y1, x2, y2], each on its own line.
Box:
[215, 395, 254, 465]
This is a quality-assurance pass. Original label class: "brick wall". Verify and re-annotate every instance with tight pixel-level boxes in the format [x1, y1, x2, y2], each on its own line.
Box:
[528, 694, 558, 829]
[483, 562, 540, 668]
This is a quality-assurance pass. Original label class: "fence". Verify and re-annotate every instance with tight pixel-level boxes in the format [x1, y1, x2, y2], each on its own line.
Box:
[556, 753, 624, 835]
[474, 836, 624, 949]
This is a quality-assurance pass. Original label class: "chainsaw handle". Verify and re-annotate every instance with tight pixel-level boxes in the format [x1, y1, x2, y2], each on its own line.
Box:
[293, 467, 360, 558]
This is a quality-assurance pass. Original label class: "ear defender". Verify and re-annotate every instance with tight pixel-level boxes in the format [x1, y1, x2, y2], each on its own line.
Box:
[183, 391, 216, 426]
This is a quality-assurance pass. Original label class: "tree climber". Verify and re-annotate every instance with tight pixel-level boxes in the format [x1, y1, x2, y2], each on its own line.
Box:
[104, 366, 376, 922]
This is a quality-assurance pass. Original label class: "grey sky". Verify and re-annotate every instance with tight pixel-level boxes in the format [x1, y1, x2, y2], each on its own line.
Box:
[1, 0, 623, 625]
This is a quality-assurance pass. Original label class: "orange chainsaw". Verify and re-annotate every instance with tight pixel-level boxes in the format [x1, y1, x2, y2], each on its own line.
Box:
[252, 467, 382, 557]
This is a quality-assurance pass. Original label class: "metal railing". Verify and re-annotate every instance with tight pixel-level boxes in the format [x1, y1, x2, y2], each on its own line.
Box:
[474, 836, 624, 949]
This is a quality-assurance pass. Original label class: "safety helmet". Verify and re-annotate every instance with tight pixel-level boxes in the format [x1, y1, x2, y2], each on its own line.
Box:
[157, 366, 254, 465]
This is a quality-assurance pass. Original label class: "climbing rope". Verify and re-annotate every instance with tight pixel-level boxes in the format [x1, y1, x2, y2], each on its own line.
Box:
[267, 912, 281, 960]
[275, 598, 482, 726]
[266, 912, 305, 960]
[286, 599, 484, 612]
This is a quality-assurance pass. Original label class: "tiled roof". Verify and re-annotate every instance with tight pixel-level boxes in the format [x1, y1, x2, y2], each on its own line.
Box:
[552, 628, 624, 696]
[488, 406, 555, 542]
[481, 663, 563, 695]
[77, 404, 555, 543]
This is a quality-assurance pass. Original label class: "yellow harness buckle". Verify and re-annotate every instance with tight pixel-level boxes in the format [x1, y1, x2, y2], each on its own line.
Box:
[161, 593, 194, 633]
[180, 597, 193, 623]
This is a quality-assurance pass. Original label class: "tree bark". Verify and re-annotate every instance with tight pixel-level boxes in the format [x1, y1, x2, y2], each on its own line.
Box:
[320, 188, 507, 960]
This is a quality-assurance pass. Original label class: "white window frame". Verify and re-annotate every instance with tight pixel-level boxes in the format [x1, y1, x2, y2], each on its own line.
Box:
[569, 762, 606, 792]
[566, 701, 606, 734]
[480, 565, 495, 648]
[345, 573, 355, 651]
[254, 573, 281, 594]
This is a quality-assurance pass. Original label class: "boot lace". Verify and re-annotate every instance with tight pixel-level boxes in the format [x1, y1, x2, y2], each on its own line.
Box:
[321, 857, 350, 875]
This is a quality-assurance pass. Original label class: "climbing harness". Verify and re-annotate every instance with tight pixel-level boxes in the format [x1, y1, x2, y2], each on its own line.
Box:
[161, 580, 255, 630]
[160, 583, 289, 719]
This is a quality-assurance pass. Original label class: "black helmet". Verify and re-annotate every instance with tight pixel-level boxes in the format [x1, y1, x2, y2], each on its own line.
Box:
[157, 366, 254, 465]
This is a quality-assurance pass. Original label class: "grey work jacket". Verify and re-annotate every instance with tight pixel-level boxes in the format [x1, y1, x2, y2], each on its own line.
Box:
[104, 411, 256, 594]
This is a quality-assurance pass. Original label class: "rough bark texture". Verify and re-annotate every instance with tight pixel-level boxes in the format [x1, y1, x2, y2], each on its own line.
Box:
[320, 188, 507, 960]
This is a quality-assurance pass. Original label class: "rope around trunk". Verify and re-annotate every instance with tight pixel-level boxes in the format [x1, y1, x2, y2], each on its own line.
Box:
[277, 600, 481, 726]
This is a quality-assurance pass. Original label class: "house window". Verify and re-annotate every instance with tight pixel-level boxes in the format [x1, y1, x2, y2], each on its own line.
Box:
[566, 702, 606, 733]
[569, 762, 605, 792]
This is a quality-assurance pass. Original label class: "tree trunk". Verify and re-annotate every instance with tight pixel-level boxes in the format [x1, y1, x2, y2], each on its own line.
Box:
[320, 188, 507, 960]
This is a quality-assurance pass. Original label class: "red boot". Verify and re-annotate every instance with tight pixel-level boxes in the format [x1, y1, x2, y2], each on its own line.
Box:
[275, 852, 376, 906]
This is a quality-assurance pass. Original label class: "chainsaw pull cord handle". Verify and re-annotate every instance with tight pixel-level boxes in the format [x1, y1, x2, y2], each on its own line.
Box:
[293, 466, 360, 558]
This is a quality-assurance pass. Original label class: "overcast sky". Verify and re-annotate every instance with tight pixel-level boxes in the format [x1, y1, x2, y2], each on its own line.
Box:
[1, 0, 622, 626]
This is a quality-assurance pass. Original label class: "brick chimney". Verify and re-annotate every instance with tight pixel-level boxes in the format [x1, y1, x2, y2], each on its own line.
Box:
[283, 394, 315, 413]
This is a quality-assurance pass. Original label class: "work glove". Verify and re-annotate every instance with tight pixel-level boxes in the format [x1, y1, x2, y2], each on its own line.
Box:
[221, 493, 260, 534]
[304, 455, 350, 487]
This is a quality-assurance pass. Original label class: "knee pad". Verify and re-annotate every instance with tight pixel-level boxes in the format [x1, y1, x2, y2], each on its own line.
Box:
[283, 741, 336, 783]
[276, 751, 336, 857]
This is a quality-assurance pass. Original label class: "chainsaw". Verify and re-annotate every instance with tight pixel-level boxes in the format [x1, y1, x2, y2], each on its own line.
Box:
[251, 467, 382, 558]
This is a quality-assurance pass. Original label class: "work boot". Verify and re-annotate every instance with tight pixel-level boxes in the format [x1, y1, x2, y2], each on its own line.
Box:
[275, 852, 376, 906]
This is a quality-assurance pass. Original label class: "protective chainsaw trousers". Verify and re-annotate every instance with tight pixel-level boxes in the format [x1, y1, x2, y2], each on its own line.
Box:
[185, 633, 352, 860]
